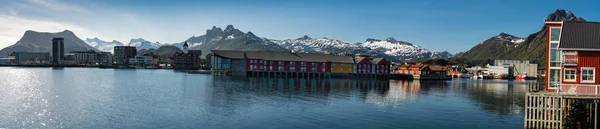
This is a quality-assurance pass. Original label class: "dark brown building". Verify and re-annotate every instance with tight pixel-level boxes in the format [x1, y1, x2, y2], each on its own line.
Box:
[171, 42, 202, 69]
[114, 46, 137, 65]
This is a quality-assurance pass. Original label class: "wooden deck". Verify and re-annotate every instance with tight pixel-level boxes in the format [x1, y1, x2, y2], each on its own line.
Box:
[525, 83, 600, 129]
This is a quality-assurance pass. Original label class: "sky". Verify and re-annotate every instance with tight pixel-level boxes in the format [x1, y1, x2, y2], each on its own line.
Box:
[0, 0, 599, 53]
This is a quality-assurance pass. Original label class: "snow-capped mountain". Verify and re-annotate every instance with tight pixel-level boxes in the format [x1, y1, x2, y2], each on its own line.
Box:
[178, 25, 288, 56]
[494, 32, 526, 45]
[270, 35, 365, 54]
[270, 36, 452, 61]
[84, 37, 124, 53]
[128, 38, 162, 50]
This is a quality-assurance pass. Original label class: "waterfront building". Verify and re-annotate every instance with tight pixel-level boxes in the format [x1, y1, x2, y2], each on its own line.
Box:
[544, 21, 600, 93]
[128, 56, 153, 67]
[494, 60, 538, 77]
[114, 46, 137, 65]
[52, 37, 64, 65]
[98, 52, 113, 65]
[171, 42, 202, 69]
[354, 56, 391, 75]
[394, 63, 426, 75]
[0, 58, 15, 65]
[393, 64, 447, 76]
[70, 50, 99, 64]
[9, 51, 50, 64]
[209, 50, 356, 75]
[373, 58, 391, 75]
[69, 50, 113, 65]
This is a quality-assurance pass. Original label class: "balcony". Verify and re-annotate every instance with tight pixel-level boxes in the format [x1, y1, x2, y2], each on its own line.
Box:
[562, 51, 577, 66]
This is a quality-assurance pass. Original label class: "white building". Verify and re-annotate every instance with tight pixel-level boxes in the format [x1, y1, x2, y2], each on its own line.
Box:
[129, 56, 153, 66]
[494, 60, 537, 77]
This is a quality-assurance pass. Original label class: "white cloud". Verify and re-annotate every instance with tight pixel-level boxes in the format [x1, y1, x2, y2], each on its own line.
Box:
[23, 0, 90, 13]
[0, 15, 105, 49]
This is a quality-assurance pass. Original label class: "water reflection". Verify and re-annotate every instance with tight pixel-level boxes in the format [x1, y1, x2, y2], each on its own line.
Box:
[452, 80, 527, 115]
[209, 77, 526, 117]
[0, 68, 527, 128]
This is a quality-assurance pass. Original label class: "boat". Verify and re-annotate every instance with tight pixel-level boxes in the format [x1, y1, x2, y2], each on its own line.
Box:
[459, 73, 473, 78]
[516, 74, 528, 80]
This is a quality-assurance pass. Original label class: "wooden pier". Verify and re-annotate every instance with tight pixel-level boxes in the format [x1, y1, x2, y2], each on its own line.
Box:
[525, 83, 600, 129]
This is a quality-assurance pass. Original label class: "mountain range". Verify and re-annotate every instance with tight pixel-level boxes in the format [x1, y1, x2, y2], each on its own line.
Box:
[0, 30, 97, 57]
[459, 9, 586, 66]
[0, 9, 584, 64]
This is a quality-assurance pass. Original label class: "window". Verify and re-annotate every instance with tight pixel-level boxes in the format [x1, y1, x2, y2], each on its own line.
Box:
[550, 28, 561, 41]
[341, 64, 344, 66]
[564, 69, 576, 82]
[332, 63, 336, 66]
[581, 68, 595, 83]
[341, 68, 344, 71]
[332, 68, 335, 71]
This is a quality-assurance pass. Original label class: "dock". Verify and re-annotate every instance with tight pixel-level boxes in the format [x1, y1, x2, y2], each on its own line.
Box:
[525, 83, 600, 129]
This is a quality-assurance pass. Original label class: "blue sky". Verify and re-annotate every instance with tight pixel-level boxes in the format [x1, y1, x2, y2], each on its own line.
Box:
[0, 0, 599, 53]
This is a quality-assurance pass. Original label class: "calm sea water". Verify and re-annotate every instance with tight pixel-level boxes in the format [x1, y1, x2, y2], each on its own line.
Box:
[0, 67, 528, 129]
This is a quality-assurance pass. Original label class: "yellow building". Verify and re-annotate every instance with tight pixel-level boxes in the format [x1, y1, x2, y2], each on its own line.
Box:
[331, 62, 354, 73]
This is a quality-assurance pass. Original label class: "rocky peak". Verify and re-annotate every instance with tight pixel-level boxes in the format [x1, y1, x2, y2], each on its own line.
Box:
[365, 38, 381, 42]
[246, 31, 257, 38]
[224, 25, 235, 32]
[296, 35, 312, 40]
[385, 37, 398, 43]
[546, 9, 585, 22]
[129, 38, 147, 43]
[206, 26, 223, 36]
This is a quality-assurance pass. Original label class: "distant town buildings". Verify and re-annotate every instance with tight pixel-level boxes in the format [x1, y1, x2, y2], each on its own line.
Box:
[52, 37, 64, 65]
[69, 50, 113, 65]
[171, 42, 202, 69]
[494, 60, 537, 77]
[0, 57, 15, 65]
[114, 46, 137, 65]
[128, 56, 153, 67]
[10, 51, 50, 64]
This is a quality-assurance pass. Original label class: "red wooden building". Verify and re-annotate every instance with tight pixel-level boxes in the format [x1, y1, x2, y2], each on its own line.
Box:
[393, 64, 448, 76]
[544, 21, 600, 94]
[209, 50, 390, 76]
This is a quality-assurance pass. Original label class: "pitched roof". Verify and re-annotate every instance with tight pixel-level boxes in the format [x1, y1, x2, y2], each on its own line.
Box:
[428, 65, 448, 71]
[210, 50, 354, 63]
[559, 22, 600, 50]
[373, 58, 387, 64]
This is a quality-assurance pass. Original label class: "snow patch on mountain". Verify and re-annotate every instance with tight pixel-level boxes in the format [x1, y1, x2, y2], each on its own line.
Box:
[495, 33, 526, 44]
[362, 38, 432, 57]
[127, 38, 163, 50]
[270, 36, 452, 61]
[84, 37, 124, 53]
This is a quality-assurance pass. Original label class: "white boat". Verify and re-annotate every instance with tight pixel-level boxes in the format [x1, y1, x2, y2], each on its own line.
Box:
[459, 73, 473, 78]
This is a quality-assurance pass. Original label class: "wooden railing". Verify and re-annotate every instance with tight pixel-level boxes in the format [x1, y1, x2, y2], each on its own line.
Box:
[558, 84, 600, 95]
